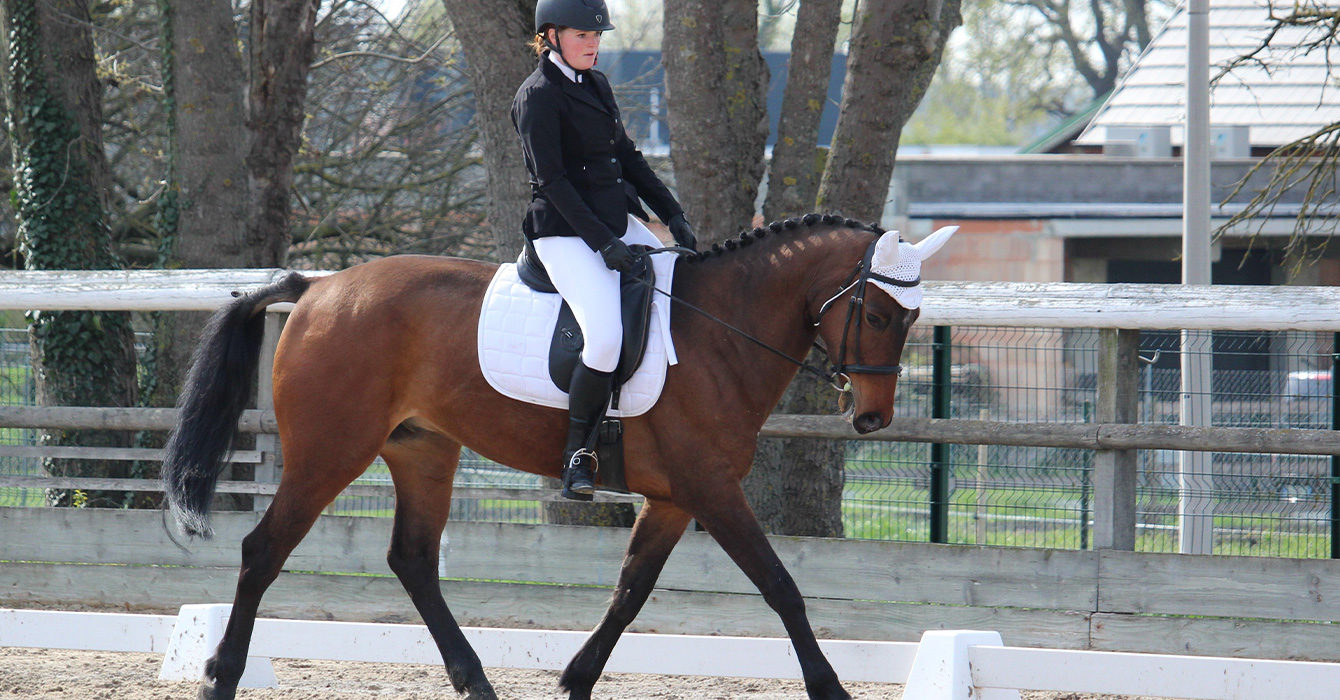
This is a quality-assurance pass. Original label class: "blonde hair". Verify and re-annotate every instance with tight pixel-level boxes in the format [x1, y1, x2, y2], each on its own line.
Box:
[529, 25, 563, 56]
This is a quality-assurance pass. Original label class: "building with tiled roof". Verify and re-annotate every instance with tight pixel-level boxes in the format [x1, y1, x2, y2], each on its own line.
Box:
[1075, 0, 1337, 153]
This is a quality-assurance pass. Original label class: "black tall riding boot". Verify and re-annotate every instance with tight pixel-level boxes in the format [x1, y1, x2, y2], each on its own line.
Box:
[561, 363, 614, 500]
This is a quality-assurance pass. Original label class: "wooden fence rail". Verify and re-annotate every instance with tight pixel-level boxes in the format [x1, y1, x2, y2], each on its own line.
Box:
[0, 269, 1337, 329]
[2, 408, 1337, 454]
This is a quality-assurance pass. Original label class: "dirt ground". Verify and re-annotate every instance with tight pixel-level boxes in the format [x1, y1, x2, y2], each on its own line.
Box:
[0, 646, 1173, 700]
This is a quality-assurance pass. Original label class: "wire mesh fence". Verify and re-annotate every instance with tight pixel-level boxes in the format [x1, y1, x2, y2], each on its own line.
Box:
[848, 326, 1335, 557]
[0, 328, 38, 507]
[0, 324, 1335, 557]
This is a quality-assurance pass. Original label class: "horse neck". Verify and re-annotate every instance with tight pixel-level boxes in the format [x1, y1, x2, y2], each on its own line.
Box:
[674, 226, 871, 417]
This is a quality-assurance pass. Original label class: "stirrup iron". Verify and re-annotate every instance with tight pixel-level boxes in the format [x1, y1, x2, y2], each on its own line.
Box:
[562, 447, 597, 501]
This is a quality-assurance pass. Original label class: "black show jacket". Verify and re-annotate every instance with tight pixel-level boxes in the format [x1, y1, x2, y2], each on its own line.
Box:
[511, 53, 682, 251]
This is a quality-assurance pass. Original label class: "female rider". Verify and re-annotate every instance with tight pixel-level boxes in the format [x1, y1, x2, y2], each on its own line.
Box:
[512, 0, 697, 500]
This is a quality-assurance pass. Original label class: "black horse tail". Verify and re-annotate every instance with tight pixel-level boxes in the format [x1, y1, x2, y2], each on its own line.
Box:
[162, 272, 310, 538]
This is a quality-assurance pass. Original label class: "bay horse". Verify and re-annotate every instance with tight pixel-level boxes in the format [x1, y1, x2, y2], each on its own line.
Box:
[161, 213, 953, 700]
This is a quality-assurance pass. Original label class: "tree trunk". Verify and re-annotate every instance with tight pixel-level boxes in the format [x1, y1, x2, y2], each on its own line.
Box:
[439, 0, 536, 262]
[748, 0, 961, 536]
[748, 0, 847, 537]
[662, 0, 769, 242]
[817, 0, 962, 221]
[0, 0, 140, 507]
[761, 0, 842, 222]
[744, 349, 847, 536]
[147, 0, 250, 411]
[145, 0, 254, 509]
[246, 0, 321, 268]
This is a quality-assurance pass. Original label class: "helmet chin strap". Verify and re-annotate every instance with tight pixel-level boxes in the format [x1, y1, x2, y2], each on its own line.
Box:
[541, 32, 568, 66]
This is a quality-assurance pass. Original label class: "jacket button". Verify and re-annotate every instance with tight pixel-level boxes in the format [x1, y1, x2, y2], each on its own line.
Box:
[616, 178, 623, 183]
[609, 139, 615, 145]
[610, 157, 616, 163]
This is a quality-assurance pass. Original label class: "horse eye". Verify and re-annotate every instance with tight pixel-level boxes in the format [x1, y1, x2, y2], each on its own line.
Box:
[865, 312, 888, 329]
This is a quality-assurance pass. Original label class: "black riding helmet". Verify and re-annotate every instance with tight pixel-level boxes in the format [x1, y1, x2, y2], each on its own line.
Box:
[534, 0, 615, 34]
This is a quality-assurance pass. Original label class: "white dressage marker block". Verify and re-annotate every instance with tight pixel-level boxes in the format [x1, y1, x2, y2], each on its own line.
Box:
[901, 630, 1021, 700]
[0, 608, 174, 653]
[159, 604, 277, 689]
[234, 618, 917, 683]
[970, 646, 1340, 700]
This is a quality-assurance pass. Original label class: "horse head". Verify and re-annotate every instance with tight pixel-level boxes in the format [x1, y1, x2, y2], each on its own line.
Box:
[813, 225, 956, 434]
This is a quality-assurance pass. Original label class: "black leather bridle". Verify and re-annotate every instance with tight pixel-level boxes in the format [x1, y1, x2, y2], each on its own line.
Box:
[810, 239, 918, 388]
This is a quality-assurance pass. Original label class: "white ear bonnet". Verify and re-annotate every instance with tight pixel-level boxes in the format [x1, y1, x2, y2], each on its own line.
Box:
[868, 226, 957, 309]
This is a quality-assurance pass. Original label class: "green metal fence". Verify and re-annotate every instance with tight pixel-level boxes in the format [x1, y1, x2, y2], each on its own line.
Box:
[850, 326, 1336, 557]
[0, 329, 38, 506]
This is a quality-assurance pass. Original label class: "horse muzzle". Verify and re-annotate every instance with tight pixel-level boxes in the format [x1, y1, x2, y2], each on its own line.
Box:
[853, 410, 889, 434]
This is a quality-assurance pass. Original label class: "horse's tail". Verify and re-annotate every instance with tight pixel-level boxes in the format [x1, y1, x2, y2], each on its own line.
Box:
[162, 272, 310, 538]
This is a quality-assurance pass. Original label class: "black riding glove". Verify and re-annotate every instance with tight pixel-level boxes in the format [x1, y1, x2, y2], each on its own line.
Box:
[599, 237, 636, 272]
[668, 214, 698, 252]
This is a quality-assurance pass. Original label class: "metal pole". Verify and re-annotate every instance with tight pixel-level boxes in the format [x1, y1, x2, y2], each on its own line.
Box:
[1081, 399, 1091, 550]
[975, 408, 989, 545]
[1332, 333, 1339, 559]
[930, 325, 951, 543]
[1179, 0, 1214, 555]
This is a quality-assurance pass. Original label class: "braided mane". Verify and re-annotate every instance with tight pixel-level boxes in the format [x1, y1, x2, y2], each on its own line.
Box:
[683, 213, 886, 264]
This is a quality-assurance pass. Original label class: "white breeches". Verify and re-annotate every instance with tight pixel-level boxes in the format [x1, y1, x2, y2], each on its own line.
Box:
[531, 215, 664, 373]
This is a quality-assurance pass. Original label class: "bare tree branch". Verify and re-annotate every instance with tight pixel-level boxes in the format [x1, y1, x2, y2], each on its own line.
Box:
[311, 28, 451, 68]
[1215, 2, 1340, 262]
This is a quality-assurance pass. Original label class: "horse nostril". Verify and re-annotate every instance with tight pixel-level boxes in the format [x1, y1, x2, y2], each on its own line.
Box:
[854, 412, 883, 434]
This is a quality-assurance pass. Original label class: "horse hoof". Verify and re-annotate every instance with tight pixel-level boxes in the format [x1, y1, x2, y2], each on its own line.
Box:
[464, 688, 498, 700]
[807, 686, 851, 700]
[197, 680, 236, 700]
[558, 670, 595, 699]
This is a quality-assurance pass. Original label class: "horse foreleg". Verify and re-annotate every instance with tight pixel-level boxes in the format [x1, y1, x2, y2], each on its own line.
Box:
[383, 444, 497, 700]
[560, 499, 691, 699]
[687, 484, 851, 700]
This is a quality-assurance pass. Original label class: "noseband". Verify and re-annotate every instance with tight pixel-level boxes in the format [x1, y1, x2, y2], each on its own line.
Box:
[812, 239, 919, 387]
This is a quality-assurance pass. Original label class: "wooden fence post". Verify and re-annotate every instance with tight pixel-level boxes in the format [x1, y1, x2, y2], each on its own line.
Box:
[1093, 328, 1140, 549]
[253, 312, 284, 512]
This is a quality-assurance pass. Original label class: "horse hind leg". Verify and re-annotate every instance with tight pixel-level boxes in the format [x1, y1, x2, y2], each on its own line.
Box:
[382, 434, 497, 699]
[560, 499, 691, 699]
[200, 439, 382, 700]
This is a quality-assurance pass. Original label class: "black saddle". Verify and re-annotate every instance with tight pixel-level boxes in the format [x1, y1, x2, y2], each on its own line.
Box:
[516, 239, 657, 402]
[514, 240, 660, 494]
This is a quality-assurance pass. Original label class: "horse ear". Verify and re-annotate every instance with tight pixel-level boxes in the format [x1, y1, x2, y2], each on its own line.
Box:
[912, 225, 957, 260]
[871, 230, 901, 270]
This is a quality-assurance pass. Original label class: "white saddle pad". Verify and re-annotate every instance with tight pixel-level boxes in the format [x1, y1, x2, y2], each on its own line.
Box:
[477, 254, 678, 418]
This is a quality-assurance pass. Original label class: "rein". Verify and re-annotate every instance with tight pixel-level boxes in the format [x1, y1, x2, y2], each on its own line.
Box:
[632, 247, 837, 384]
[633, 242, 913, 389]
